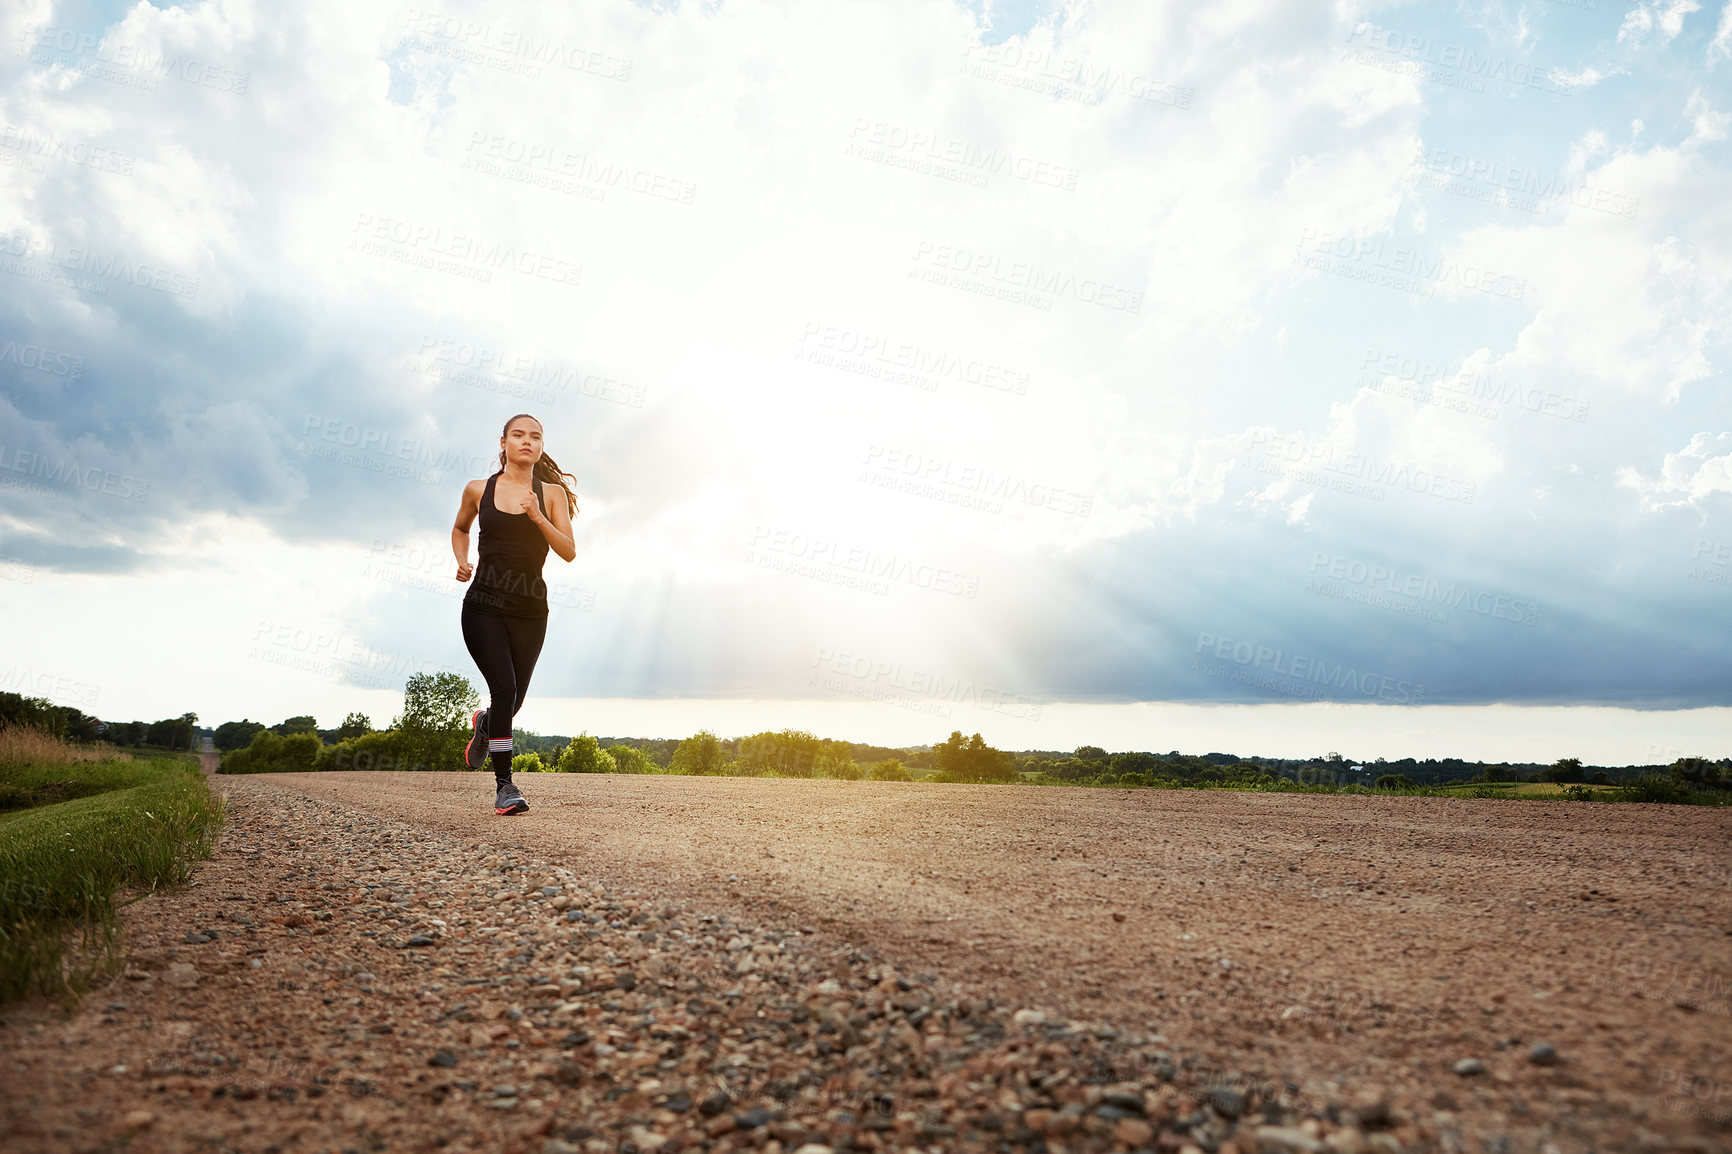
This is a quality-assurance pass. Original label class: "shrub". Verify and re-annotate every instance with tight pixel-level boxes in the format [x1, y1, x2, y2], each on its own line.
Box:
[670, 730, 727, 776]
[312, 729, 446, 773]
[218, 729, 319, 774]
[817, 750, 861, 780]
[736, 730, 820, 778]
[555, 734, 616, 774]
[605, 745, 656, 774]
[1374, 773, 1416, 790]
[1627, 775, 1696, 804]
[512, 752, 545, 774]
[933, 731, 1017, 783]
[869, 758, 913, 782]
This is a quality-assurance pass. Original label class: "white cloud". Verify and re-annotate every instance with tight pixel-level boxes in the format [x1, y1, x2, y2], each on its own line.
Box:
[1618, 431, 1732, 509]
[1709, 1, 1732, 66]
[1619, 0, 1702, 48]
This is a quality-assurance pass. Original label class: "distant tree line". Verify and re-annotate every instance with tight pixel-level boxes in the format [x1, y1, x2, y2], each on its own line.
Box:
[0, 692, 197, 751]
[205, 684, 1728, 804]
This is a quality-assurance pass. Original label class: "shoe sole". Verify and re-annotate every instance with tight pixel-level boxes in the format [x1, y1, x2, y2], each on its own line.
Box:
[495, 801, 529, 816]
[466, 709, 488, 769]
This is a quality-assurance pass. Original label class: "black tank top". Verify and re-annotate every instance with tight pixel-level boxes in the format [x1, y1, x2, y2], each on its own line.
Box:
[464, 472, 551, 618]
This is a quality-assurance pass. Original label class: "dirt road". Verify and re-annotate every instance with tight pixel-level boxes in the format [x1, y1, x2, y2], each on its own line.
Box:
[4, 772, 1728, 1153]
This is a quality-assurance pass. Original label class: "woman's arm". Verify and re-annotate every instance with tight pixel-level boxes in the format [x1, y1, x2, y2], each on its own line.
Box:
[451, 479, 483, 582]
[527, 484, 577, 562]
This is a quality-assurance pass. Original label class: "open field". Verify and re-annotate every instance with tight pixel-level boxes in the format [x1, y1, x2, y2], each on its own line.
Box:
[2, 771, 1728, 1153]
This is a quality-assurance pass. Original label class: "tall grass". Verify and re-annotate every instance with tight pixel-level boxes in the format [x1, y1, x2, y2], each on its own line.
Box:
[0, 726, 222, 1002]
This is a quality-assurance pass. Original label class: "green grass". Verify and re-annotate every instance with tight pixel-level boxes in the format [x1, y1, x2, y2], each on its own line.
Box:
[0, 758, 179, 813]
[0, 742, 222, 1003]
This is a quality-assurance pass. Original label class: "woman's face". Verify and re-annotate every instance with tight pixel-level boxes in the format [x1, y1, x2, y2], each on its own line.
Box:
[502, 419, 544, 466]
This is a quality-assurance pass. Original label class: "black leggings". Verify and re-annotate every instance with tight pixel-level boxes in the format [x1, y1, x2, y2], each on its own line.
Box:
[460, 602, 547, 782]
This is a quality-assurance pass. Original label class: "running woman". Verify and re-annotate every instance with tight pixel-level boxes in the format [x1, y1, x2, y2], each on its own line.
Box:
[452, 413, 578, 815]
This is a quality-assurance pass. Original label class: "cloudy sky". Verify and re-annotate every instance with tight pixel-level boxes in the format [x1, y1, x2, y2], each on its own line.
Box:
[1, 0, 1728, 762]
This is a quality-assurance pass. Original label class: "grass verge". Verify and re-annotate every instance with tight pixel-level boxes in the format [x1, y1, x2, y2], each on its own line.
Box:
[0, 728, 223, 1003]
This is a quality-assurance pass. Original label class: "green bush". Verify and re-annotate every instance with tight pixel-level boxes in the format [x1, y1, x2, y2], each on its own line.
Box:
[1374, 773, 1416, 790]
[606, 744, 656, 774]
[817, 750, 861, 780]
[670, 730, 728, 775]
[1627, 776, 1687, 803]
[313, 729, 450, 773]
[868, 758, 913, 782]
[218, 729, 319, 774]
[555, 734, 616, 773]
[512, 752, 545, 775]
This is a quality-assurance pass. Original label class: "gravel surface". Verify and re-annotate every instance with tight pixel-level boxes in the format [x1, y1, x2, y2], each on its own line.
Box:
[2, 771, 1729, 1154]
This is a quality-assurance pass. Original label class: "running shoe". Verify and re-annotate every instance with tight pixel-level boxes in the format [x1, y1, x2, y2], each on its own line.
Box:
[495, 780, 529, 816]
[465, 708, 489, 769]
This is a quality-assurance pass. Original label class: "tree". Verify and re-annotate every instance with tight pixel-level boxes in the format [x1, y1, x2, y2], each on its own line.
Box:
[1374, 773, 1415, 790]
[392, 672, 479, 769]
[337, 712, 372, 741]
[606, 744, 656, 774]
[147, 712, 199, 750]
[736, 729, 820, 777]
[394, 673, 479, 733]
[556, 733, 617, 774]
[215, 719, 268, 751]
[870, 758, 913, 782]
[935, 731, 1017, 782]
[670, 730, 727, 776]
[1670, 757, 1725, 789]
[1543, 757, 1585, 784]
[272, 715, 318, 736]
[817, 746, 861, 780]
[1074, 745, 1109, 763]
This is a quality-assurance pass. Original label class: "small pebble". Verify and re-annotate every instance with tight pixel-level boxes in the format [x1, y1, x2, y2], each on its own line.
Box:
[1453, 1058, 1486, 1076]
[1528, 1042, 1558, 1066]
